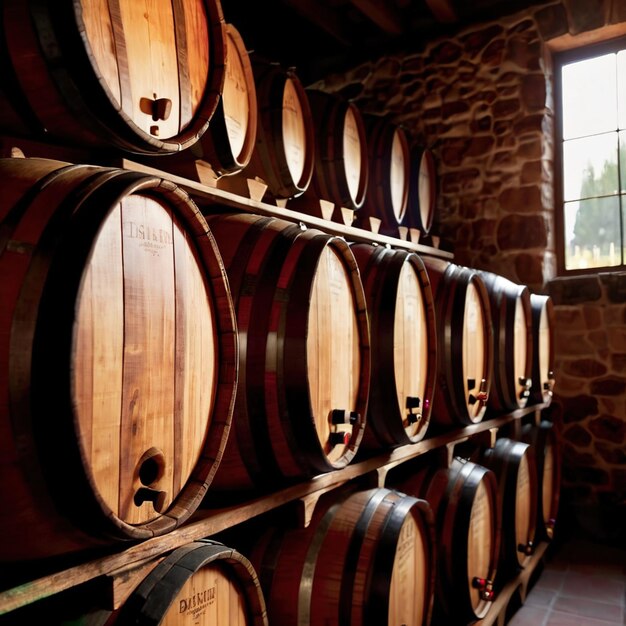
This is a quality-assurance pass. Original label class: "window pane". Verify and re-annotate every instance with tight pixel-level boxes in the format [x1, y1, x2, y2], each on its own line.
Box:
[563, 133, 619, 201]
[564, 196, 621, 270]
[617, 50, 626, 129]
[621, 130, 626, 193]
[562, 53, 617, 139]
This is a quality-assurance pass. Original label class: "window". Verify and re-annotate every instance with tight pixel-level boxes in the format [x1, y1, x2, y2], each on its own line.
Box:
[555, 37, 626, 273]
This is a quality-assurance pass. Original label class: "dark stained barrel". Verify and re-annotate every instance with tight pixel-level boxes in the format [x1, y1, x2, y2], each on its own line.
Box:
[351, 243, 437, 449]
[0, 157, 237, 561]
[0, 0, 226, 154]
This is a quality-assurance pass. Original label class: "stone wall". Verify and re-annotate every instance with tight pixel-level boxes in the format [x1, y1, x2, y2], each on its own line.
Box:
[312, 0, 626, 538]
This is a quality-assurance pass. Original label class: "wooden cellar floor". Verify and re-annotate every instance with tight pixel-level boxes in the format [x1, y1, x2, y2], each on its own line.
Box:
[507, 533, 626, 626]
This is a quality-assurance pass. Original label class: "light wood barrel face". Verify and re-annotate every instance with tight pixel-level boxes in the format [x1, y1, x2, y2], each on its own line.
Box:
[73, 195, 217, 525]
[394, 260, 430, 438]
[467, 480, 494, 616]
[418, 149, 435, 233]
[389, 513, 429, 626]
[542, 438, 555, 527]
[222, 24, 255, 162]
[307, 244, 361, 464]
[390, 128, 409, 224]
[282, 77, 307, 187]
[344, 105, 364, 204]
[160, 564, 249, 625]
[80, 0, 210, 140]
[123, 541, 267, 626]
[463, 281, 487, 421]
[515, 453, 532, 561]
[513, 295, 531, 405]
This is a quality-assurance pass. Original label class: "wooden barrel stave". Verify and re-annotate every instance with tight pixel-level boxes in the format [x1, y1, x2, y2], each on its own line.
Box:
[0, 0, 226, 154]
[0, 157, 237, 561]
[351, 243, 437, 449]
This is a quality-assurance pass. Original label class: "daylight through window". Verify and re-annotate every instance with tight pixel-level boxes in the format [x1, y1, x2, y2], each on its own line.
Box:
[556, 39, 626, 272]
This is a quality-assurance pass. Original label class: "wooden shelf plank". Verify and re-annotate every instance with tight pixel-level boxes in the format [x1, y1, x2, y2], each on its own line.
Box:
[0, 403, 547, 616]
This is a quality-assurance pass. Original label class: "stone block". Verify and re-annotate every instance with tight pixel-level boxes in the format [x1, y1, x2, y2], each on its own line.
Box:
[498, 185, 542, 214]
[430, 41, 463, 65]
[589, 414, 626, 443]
[610, 0, 626, 23]
[493, 97, 522, 119]
[590, 376, 626, 396]
[461, 24, 504, 56]
[481, 38, 506, 67]
[562, 358, 608, 378]
[521, 74, 547, 111]
[563, 424, 593, 446]
[506, 35, 542, 71]
[610, 353, 626, 373]
[599, 272, 626, 303]
[548, 275, 602, 304]
[595, 442, 626, 465]
[521, 160, 543, 184]
[514, 252, 544, 285]
[497, 214, 547, 249]
[558, 393, 599, 422]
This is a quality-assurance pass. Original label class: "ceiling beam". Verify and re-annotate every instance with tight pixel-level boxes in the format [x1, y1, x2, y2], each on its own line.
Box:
[282, 0, 352, 46]
[347, 0, 405, 35]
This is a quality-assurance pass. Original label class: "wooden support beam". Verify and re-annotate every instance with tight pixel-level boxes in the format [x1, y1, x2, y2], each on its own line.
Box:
[282, 0, 352, 45]
[348, 0, 405, 35]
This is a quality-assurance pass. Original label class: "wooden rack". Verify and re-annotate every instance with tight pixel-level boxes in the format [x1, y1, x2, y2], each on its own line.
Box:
[0, 147, 554, 626]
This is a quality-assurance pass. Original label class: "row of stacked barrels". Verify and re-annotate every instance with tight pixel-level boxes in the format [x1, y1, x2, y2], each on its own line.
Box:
[0, 0, 436, 239]
[0, 156, 558, 559]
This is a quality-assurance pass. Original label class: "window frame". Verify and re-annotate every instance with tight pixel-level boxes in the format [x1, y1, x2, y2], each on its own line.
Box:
[553, 35, 626, 276]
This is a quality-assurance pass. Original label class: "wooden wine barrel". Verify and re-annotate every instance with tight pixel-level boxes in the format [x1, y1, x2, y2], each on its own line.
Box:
[477, 270, 533, 413]
[0, 0, 226, 154]
[359, 115, 410, 235]
[306, 89, 369, 211]
[407, 145, 437, 237]
[529, 294, 556, 405]
[0, 157, 237, 561]
[202, 212, 369, 491]
[113, 540, 268, 625]
[250, 487, 436, 626]
[242, 58, 315, 199]
[395, 457, 500, 623]
[521, 420, 561, 541]
[480, 438, 538, 579]
[422, 257, 494, 427]
[351, 243, 437, 449]
[193, 23, 258, 175]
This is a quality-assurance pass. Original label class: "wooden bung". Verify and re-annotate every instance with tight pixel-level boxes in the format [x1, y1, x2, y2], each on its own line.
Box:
[0, 0, 226, 154]
[0, 157, 237, 561]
